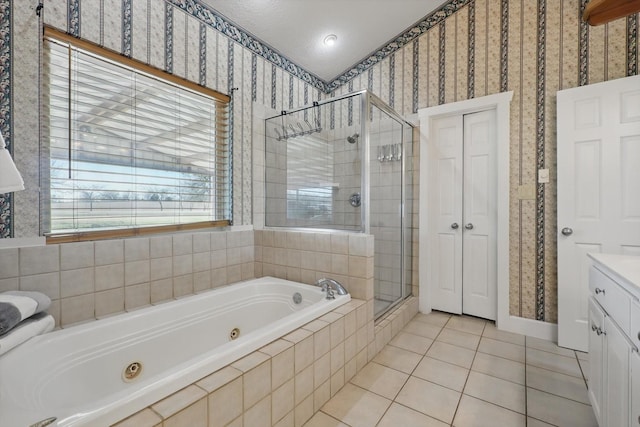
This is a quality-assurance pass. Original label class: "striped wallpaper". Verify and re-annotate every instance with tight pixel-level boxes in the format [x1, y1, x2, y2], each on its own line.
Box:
[1, 0, 638, 321]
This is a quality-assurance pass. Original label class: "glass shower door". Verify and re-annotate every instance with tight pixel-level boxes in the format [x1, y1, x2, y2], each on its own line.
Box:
[369, 100, 407, 317]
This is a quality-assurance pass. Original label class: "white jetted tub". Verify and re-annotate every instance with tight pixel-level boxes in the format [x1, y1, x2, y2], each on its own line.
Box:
[0, 276, 350, 427]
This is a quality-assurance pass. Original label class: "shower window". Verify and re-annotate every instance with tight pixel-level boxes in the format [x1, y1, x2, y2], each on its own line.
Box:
[287, 187, 333, 221]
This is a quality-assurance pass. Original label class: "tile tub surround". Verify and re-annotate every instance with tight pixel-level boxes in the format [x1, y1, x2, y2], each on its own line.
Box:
[255, 229, 375, 302]
[0, 229, 255, 327]
[112, 297, 419, 427]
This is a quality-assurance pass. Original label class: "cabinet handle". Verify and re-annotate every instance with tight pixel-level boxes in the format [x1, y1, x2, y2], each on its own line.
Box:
[592, 324, 597, 332]
[596, 327, 606, 336]
[595, 288, 605, 295]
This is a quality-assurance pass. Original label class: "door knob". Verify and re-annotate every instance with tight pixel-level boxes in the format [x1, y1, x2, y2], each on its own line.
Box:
[465, 223, 474, 230]
[561, 227, 573, 236]
[451, 223, 459, 229]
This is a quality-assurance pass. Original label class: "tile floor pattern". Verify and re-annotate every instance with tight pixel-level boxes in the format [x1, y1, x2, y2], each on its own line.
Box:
[304, 311, 596, 427]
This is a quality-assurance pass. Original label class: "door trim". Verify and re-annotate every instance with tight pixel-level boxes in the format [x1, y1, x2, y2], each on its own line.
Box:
[418, 92, 556, 338]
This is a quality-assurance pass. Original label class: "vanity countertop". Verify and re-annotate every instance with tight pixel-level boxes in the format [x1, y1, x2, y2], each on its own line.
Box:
[588, 253, 640, 299]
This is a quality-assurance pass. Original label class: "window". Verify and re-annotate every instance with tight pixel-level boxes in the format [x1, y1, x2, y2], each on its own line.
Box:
[43, 29, 230, 239]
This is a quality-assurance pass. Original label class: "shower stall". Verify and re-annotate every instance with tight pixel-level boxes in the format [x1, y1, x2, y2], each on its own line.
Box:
[264, 90, 414, 318]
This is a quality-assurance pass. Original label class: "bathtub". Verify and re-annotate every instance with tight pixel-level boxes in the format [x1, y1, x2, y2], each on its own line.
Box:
[0, 276, 350, 427]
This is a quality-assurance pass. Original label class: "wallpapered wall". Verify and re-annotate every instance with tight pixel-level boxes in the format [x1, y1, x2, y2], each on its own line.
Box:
[1, 0, 638, 323]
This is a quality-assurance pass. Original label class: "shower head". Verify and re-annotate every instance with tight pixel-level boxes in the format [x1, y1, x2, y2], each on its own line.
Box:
[347, 133, 359, 144]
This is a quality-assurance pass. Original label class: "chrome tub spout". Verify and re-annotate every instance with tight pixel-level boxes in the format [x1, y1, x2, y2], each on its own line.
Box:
[315, 278, 348, 299]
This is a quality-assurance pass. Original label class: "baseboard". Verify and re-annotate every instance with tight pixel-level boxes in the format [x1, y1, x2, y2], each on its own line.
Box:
[498, 315, 558, 342]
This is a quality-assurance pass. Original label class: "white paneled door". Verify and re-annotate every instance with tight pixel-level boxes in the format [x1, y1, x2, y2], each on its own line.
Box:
[428, 110, 497, 320]
[557, 74, 640, 351]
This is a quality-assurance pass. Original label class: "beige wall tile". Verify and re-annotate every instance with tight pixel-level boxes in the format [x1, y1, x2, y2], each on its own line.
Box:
[95, 287, 124, 318]
[95, 264, 125, 292]
[314, 352, 331, 386]
[294, 394, 314, 427]
[270, 346, 295, 390]
[163, 398, 207, 427]
[150, 236, 173, 259]
[19, 245, 59, 276]
[95, 240, 124, 266]
[125, 282, 150, 310]
[151, 278, 173, 304]
[0, 277, 18, 292]
[125, 260, 150, 286]
[125, 238, 150, 262]
[244, 395, 271, 427]
[0, 248, 18, 279]
[60, 242, 94, 270]
[173, 274, 194, 298]
[272, 378, 295, 425]
[243, 360, 271, 409]
[294, 364, 314, 404]
[60, 293, 94, 326]
[208, 377, 243, 427]
[60, 267, 94, 298]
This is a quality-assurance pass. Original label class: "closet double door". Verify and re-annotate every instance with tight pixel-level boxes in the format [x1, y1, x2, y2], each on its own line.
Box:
[427, 110, 497, 320]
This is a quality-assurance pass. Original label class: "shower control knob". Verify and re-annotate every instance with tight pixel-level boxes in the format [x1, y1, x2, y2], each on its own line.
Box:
[465, 223, 474, 230]
[349, 192, 361, 208]
[451, 223, 459, 230]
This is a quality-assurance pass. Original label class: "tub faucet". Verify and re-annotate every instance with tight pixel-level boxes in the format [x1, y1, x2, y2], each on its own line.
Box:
[315, 278, 348, 299]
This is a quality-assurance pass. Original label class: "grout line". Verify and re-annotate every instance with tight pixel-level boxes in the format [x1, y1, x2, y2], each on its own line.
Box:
[525, 383, 592, 407]
[319, 409, 352, 426]
[574, 351, 590, 390]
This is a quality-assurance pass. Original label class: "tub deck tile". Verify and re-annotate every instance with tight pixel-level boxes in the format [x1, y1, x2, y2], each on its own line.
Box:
[260, 338, 294, 357]
[284, 327, 313, 344]
[151, 384, 207, 420]
[302, 319, 330, 333]
[231, 351, 271, 373]
[112, 408, 162, 427]
[319, 312, 343, 323]
[196, 366, 243, 393]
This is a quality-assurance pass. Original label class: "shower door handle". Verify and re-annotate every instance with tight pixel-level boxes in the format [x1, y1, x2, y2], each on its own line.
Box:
[450, 223, 459, 230]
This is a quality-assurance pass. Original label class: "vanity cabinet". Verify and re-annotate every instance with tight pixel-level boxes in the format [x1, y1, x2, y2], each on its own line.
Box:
[632, 350, 640, 427]
[588, 254, 640, 427]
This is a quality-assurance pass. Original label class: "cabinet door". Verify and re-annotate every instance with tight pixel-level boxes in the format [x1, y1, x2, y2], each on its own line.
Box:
[588, 297, 606, 424]
[604, 316, 631, 427]
[632, 350, 640, 427]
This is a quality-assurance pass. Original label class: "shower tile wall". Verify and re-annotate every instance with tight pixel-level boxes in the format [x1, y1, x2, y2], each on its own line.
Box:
[0, 229, 255, 328]
[255, 229, 375, 303]
[329, 125, 361, 231]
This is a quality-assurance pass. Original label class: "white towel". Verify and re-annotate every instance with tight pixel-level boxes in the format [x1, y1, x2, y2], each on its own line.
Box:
[0, 291, 52, 334]
[0, 313, 55, 356]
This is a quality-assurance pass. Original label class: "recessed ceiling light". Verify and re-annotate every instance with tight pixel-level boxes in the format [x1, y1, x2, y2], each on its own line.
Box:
[323, 34, 337, 46]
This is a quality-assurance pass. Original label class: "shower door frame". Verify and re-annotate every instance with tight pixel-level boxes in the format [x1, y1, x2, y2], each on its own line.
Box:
[365, 91, 414, 319]
[263, 90, 414, 318]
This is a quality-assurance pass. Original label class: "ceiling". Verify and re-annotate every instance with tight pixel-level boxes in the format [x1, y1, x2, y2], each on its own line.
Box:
[199, 0, 444, 83]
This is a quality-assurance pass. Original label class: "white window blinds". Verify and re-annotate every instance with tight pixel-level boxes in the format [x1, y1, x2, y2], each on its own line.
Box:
[44, 36, 230, 234]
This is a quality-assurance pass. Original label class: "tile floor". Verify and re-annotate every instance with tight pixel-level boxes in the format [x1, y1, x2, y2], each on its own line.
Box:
[304, 311, 597, 427]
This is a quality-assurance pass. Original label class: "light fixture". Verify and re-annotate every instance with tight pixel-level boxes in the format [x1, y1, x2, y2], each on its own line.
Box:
[0, 131, 25, 194]
[323, 34, 337, 47]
